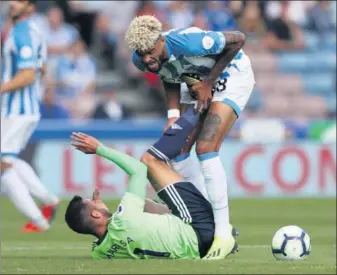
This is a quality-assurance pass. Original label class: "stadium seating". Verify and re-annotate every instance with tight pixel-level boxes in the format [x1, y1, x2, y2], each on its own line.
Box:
[245, 31, 336, 118]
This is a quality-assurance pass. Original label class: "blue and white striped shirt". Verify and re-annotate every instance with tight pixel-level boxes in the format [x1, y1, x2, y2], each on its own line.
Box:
[1, 18, 46, 117]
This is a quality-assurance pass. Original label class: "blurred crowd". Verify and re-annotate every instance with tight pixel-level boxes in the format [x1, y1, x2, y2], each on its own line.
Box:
[1, 0, 336, 121]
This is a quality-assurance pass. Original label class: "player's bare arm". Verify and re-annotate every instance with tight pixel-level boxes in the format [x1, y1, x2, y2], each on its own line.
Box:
[163, 81, 181, 131]
[191, 31, 246, 111]
[206, 31, 246, 83]
[0, 68, 36, 93]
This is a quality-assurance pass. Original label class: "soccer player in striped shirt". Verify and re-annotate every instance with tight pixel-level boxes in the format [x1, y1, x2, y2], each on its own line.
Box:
[1, 0, 59, 232]
[66, 105, 238, 260]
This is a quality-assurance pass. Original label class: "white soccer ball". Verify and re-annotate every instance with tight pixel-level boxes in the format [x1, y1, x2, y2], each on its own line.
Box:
[271, 225, 311, 261]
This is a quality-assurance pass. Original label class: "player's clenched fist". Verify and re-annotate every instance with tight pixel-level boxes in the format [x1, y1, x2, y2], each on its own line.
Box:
[71, 132, 100, 154]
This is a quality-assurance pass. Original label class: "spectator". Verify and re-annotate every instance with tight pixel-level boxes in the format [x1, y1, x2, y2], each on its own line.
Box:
[235, 1, 267, 45]
[167, 2, 194, 29]
[92, 13, 118, 69]
[307, 1, 336, 38]
[40, 85, 70, 120]
[203, 1, 237, 31]
[263, 1, 306, 51]
[92, 89, 125, 121]
[193, 12, 210, 30]
[46, 7, 79, 78]
[51, 39, 97, 119]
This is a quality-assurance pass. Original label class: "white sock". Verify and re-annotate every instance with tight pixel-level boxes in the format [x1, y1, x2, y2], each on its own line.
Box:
[170, 153, 208, 199]
[1, 168, 50, 230]
[13, 158, 59, 205]
[198, 153, 230, 240]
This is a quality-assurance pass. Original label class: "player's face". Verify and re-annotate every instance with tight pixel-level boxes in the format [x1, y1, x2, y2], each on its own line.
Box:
[9, 1, 31, 21]
[85, 198, 111, 218]
[138, 37, 166, 73]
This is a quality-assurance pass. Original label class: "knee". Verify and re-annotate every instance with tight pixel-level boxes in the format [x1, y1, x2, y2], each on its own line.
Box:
[140, 152, 158, 168]
[195, 141, 219, 156]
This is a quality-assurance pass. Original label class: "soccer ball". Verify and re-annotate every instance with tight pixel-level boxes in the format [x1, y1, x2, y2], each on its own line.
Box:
[271, 225, 311, 261]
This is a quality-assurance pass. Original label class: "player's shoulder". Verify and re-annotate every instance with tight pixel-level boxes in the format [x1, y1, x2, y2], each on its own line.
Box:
[164, 27, 223, 58]
[163, 27, 205, 44]
[12, 19, 40, 44]
[12, 20, 30, 38]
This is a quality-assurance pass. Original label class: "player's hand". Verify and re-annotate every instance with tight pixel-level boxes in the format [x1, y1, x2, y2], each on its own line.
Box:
[163, 117, 179, 132]
[71, 132, 100, 154]
[190, 81, 213, 112]
[92, 188, 100, 201]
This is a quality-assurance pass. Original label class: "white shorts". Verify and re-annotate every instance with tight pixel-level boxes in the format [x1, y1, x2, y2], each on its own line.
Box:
[1, 116, 40, 156]
[180, 53, 255, 116]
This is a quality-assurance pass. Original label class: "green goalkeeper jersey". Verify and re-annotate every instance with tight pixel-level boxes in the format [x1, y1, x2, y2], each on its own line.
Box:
[91, 144, 200, 260]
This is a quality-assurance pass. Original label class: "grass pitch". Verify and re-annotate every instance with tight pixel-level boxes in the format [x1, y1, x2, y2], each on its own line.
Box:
[1, 198, 336, 274]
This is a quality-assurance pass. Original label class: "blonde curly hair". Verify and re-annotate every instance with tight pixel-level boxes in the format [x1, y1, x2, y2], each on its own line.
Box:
[125, 15, 162, 53]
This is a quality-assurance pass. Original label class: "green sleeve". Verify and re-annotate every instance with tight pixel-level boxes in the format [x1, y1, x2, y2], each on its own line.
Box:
[96, 144, 148, 199]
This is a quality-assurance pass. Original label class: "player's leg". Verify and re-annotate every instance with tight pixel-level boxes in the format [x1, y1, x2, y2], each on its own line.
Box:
[142, 104, 202, 190]
[144, 199, 170, 215]
[196, 103, 237, 241]
[14, 158, 60, 221]
[1, 117, 49, 231]
[196, 57, 255, 259]
[142, 152, 216, 258]
[13, 118, 60, 227]
[169, 86, 208, 198]
[141, 126, 236, 259]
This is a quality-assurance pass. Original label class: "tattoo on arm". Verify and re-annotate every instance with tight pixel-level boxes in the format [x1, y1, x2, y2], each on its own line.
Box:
[198, 113, 222, 142]
[206, 31, 245, 82]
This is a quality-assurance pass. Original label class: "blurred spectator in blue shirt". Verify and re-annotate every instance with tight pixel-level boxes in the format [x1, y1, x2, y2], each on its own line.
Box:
[46, 7, 80, 78]
[203, 1, 237, 31]
[167, 2, 194, 29]
[307, 1, 336, 38]
[52, 39, 97, 119]
[40, 88, 70, 120]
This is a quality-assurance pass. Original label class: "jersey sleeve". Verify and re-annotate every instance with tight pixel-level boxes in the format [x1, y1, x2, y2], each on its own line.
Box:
[13, 30, 38, 70]
[131, 51, 147, 72]
[166, 28, 226, 57]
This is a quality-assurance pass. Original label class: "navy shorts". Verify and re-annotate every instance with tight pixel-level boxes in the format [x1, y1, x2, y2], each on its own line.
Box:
[158, 182, 215, 258]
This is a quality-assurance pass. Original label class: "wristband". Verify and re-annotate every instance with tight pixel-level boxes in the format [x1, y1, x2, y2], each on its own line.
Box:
[167, 109, 180, 119]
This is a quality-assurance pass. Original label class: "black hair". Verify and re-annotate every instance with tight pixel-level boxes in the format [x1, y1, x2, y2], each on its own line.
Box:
[27, 0, 37, 5]
[65, 195, 95, 235]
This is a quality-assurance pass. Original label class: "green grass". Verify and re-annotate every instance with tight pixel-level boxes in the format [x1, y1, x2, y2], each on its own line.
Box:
[1, 198, 336, 274]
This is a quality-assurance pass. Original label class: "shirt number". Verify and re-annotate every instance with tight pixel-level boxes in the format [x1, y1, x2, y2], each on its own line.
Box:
[133, 248, 171, 258]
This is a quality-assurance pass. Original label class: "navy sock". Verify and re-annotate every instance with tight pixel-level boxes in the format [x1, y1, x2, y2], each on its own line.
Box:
[147, 105, 200, 163]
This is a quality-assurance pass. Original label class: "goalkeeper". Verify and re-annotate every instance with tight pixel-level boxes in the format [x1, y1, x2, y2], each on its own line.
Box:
[65, 105, 238, 260]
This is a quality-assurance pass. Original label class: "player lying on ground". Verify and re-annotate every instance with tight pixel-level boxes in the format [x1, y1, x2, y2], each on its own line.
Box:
[65, 106, 238, 260]
[125, 15, 255, 259]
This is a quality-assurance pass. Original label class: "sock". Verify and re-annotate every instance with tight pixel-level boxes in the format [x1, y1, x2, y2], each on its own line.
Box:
[1, 168, 50, 230]
[198, 153, 230, 240]
[13, 158, 59, 205]
[148, 105, 201, 162]
[170, 153, 208, 200]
